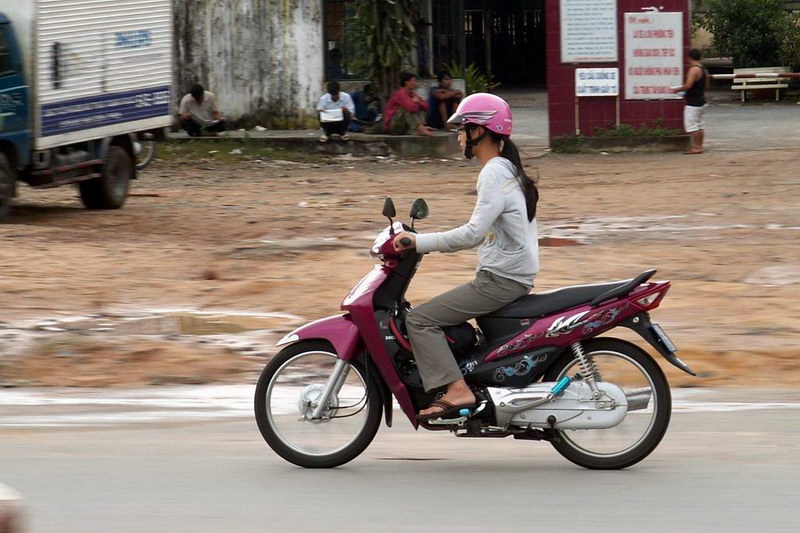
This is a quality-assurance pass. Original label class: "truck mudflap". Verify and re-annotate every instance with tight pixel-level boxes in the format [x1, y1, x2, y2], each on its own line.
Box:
[620, 313, 696, 376]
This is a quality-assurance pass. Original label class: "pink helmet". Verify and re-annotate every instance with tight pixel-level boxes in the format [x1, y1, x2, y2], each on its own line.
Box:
[447, 93, 513, 136]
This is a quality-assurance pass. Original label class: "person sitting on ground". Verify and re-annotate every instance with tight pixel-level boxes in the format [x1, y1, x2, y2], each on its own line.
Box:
[178, 84, 227, 137]
[426, 71, 463, 130]
[316, 81, 355, 143]
[348, 83, 381, 133]
[384, 71, 433, 136]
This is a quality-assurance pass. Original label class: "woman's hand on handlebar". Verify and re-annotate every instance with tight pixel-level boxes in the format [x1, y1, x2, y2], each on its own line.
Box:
[393, 231, 416, 252]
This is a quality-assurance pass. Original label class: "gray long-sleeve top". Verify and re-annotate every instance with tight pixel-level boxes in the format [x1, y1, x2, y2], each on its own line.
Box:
[415, 157, 540, 286]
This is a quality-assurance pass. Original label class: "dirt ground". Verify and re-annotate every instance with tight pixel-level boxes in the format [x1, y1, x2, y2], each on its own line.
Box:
[1, 142, 798, 388]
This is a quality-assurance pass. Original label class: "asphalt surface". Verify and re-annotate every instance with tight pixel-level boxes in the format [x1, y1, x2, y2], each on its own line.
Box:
[0, 388, 798, 533]
[500, 89, 800, 151]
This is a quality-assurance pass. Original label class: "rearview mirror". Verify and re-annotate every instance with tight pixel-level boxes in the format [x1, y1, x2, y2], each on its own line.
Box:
[409, 198, 429, 220]
[382, 197, 396, 218]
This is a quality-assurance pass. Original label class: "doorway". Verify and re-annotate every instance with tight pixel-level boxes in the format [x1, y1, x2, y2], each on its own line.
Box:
[432, 0, 547, 87]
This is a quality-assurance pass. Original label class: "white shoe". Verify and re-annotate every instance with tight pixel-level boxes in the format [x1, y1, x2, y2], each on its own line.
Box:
[319, 134, 328, 143]
[341, 134, 350, 141]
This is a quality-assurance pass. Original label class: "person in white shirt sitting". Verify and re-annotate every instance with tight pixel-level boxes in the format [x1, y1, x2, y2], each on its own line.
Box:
[179, 84, 227, 137]
[316, 81, 355, 142]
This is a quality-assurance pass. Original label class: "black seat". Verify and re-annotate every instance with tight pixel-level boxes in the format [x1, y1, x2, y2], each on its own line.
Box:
[486, 273, 651, 319]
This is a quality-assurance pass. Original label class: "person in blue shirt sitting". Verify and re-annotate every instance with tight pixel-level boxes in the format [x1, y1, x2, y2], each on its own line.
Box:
[348, 83, 381, 133]
[426, 71, 463, 131]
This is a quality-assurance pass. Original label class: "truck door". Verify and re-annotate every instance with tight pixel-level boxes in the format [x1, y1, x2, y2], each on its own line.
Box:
[0, 19, 30, 159]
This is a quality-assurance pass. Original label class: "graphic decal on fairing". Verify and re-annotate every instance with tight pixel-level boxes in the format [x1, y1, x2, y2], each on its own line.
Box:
[493, 354, 548, 383]
[579, 303, 630, 335]
[459, 359, 479, 375]
[546, 311, 590, 337]
[496, 332, 545, 357]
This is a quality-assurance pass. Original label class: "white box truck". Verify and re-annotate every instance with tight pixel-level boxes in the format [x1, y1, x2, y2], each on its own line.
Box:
[0, 0, 173, 221]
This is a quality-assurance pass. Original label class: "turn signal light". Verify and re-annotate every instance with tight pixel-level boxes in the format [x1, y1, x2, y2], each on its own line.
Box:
[636, 292, 661, 309]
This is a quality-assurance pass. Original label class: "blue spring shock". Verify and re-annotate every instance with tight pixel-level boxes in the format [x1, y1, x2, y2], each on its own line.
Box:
[550, 375, 572, 396]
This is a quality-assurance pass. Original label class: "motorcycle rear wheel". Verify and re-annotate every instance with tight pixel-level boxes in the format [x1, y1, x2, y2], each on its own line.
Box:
[543, 337, 671, 470]
[254, 340, 382, 468]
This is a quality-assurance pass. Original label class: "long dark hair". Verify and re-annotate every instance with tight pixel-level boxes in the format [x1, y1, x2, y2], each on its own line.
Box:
[489, 130, 539, 222]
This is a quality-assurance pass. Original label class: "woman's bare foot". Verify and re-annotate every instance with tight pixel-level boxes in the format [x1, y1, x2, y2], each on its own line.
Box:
[684, 148, 703, 154]
[416, 125, 435, 137]
[419, 379, 476, 416]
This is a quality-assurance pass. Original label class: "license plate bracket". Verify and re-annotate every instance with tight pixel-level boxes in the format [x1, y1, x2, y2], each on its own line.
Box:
[651, 323, 678, 353]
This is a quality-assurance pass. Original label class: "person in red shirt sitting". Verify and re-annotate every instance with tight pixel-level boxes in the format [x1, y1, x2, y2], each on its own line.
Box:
[384, 72, 434, 136]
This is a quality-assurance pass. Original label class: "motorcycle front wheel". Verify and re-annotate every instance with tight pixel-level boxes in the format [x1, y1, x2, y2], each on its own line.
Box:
[254, 340, 382, 468]
[543, 337, 671, 470]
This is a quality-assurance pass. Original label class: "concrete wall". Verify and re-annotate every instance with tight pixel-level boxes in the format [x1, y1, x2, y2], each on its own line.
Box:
[174, 0, 324, 124]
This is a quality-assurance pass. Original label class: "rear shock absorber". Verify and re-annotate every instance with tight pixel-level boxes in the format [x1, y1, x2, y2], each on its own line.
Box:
[570, 342, 602, 396]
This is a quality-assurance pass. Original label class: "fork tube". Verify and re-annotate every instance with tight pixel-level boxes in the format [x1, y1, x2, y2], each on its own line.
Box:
[333, 364, 352, 394]
[311, 358, 349, 419]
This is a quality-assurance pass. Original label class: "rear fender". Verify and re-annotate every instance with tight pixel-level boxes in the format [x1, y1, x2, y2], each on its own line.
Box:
[620, 312, 696, 376]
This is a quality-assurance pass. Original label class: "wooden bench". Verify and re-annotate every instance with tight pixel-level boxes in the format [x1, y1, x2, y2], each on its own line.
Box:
[731, 67, 791, 102]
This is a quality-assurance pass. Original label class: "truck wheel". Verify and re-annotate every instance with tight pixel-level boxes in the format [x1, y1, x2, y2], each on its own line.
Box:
[0, 153, 15, 222]
[79, 146, 133, 209]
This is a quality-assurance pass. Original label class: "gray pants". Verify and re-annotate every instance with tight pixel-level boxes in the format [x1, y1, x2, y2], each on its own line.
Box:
[406, 270, 531, 392]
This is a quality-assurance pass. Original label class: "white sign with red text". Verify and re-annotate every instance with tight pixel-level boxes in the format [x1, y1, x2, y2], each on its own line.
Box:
[624, 12, 683, 100]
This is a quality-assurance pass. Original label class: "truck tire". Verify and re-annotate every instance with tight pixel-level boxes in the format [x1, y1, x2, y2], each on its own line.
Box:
[79, 145, 133, 209]
[0, 153, 15, 222]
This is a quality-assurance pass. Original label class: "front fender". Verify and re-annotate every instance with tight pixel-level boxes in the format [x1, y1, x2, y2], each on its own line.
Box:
[277, 314, 395, 427]
[276, 314, 362, 361]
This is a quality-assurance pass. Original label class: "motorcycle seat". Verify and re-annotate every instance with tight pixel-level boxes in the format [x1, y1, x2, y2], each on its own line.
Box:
[485, 271, 656, 319]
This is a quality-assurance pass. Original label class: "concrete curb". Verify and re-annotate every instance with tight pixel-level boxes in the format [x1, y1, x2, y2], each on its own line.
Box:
[167, 131, 461, 159]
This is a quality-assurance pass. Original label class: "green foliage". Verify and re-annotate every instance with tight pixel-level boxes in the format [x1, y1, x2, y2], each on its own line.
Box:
[552, 121, 683, 153]
[551, 134, 588, 153]
[698, 0, 800, 68]
[445, 61, 501, 94]
[354, 0, 422, 104]
[592, 121, 682, 138]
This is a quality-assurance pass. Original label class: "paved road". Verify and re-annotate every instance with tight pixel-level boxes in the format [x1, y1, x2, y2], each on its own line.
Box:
[501, 89, 800, 151]
[0, 388, 797, 532]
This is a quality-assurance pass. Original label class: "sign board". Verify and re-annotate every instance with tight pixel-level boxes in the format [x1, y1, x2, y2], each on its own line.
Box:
[624, 12, 684, 99]
[575, 68, 619, 96]
[560, 0, 618, 63]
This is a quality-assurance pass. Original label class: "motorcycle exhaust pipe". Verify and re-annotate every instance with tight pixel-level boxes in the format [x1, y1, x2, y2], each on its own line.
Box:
[625, 387, 652, 411]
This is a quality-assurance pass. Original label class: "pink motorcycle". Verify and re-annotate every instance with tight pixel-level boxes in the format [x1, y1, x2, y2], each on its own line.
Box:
[255, 198, 694, 469]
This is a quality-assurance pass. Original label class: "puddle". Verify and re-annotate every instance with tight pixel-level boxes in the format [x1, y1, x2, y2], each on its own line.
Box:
[61, 312, 295, 336]
[540, 215, 800, 243]
[0, 309, 302, 361]
[742, 266, 800, 286]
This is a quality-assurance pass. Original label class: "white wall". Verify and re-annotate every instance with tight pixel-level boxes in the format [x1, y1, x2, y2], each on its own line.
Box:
[174, 0, 324, 123]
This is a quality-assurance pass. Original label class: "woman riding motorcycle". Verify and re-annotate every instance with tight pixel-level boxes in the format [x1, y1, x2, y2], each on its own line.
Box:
[392, 93, 541, 420]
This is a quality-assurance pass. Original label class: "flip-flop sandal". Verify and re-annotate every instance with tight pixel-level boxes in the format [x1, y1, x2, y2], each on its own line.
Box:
[416, 400, 477, 421]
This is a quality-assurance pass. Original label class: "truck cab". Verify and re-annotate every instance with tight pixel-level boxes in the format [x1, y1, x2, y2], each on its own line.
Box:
[0, 2, 173, 222]
[0, 13, 30, 217]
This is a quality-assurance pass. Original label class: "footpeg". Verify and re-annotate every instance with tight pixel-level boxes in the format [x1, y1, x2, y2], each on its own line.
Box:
[424, 401, 487, 426]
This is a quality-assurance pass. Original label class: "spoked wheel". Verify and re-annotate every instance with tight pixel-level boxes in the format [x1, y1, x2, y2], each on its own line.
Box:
[543, 338, 671, 470]
[254, 340, 382, 468]
[134, 140, 157, 170]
